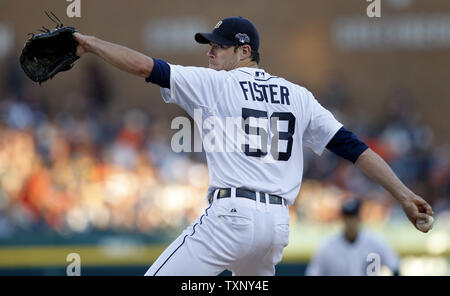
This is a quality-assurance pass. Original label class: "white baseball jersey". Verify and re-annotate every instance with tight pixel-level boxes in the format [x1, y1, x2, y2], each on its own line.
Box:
[305, 230, 400, 276]
[160, 65, 342, 205]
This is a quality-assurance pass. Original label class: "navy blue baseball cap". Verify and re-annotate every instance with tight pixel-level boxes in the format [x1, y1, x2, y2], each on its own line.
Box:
[195, 16, 260, 51]
[341, 199, 361, 216]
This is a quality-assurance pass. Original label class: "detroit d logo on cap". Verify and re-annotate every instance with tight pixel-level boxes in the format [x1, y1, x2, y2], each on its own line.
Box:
[214, 20, 223, 29]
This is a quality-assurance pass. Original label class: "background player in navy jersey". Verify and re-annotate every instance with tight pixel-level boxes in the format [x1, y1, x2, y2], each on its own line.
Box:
[306, 199, 400, 276]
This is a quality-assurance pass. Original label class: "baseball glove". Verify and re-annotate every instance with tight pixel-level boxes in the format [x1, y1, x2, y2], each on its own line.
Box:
[20, 11, 79, 84]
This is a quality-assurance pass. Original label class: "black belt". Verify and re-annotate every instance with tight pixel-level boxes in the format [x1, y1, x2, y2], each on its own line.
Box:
[209, 188, 284, 205]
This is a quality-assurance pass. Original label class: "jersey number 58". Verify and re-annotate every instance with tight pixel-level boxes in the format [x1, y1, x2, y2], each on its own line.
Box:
[242, 108, 296, 161]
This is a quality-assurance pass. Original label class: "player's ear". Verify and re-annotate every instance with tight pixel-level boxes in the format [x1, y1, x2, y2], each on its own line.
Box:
[240, 44, 252, 60]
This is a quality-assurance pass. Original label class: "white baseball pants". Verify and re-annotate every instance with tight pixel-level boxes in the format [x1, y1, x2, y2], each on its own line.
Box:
[144, 188, 290, 276]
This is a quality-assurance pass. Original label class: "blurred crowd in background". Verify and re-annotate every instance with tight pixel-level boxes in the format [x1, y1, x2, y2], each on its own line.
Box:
[0, 59, 448, 239]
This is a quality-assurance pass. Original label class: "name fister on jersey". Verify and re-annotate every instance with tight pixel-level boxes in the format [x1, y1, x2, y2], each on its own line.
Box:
[239, 81, 290, 105]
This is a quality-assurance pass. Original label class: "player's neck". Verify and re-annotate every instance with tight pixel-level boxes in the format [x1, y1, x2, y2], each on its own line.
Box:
[344, 231, 359, 244]
[236, 58, 258, 69]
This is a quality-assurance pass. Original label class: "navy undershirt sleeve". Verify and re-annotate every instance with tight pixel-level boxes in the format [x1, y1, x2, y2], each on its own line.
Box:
[145, 58, 170, 89]
[326, 127, 369, 163]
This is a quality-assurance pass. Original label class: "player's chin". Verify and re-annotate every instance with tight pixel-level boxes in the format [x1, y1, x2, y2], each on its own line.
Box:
[208, 63, 221, 71]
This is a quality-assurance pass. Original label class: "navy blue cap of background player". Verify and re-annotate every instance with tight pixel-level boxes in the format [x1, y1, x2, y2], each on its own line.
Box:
[195, 17, 260, 52]
[341, 199, 361, 216]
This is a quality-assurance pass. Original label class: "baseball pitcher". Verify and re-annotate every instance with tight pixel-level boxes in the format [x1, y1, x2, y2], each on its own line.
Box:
[71, 17, 433, 276]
